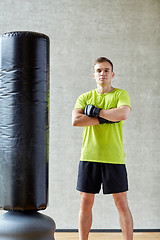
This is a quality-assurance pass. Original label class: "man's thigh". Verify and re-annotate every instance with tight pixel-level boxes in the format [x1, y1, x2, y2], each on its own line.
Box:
[76, 161, 102, 194]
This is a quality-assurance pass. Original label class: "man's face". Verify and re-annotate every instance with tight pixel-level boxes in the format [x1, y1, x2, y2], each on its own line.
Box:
[93, 61, 114, 86]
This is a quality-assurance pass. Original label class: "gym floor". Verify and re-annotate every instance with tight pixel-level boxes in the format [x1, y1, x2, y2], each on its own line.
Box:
[54, 232, 160, 240]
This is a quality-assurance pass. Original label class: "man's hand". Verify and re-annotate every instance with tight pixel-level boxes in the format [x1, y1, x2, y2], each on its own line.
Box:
[84, 104, 102, 117]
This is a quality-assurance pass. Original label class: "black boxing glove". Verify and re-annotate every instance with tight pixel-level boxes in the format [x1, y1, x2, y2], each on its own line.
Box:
[84, 104, 102, 117]
[98, 117, 120, 124]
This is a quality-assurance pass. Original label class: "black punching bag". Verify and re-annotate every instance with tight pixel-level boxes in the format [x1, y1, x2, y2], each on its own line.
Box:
[0, 31, 56, 239]
[0, 31, 49, 210]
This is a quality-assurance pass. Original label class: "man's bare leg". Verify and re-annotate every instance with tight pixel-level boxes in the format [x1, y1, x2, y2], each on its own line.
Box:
[113, 192, 133, 240]
[78, 192, 95, 240]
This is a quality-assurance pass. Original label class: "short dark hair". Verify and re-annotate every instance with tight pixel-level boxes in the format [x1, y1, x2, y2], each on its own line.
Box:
[93, 57, 113, 72]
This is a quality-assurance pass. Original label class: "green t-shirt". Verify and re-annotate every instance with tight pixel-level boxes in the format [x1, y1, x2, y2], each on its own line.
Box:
[74, 88, 131, 164]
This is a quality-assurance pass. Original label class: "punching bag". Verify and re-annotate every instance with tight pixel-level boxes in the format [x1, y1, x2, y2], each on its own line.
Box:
[0, 31, 49, 210]
[0, 31, 56, 239]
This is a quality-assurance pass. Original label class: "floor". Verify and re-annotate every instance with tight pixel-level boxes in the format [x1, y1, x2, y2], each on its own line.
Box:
[54, 232, 160, 240]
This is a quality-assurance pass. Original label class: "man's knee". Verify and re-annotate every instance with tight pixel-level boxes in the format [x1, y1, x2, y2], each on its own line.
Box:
[80, 192, 95, 212]
[113, 192, 129, 212]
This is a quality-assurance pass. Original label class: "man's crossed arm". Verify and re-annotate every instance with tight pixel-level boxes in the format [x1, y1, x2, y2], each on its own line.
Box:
[72, 105, 130, 127]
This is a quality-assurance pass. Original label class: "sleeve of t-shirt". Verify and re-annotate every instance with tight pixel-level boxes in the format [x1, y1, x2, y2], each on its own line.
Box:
[117, 90, 131, 109]
[74, 93, 86, 110]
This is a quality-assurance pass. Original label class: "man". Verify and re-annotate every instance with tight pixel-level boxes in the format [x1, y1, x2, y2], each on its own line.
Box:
[72, 57, 133, 240]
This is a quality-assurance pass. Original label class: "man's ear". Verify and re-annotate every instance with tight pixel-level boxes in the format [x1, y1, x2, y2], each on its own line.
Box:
[93, 73, 95, 79]
[112, 72, 115, 78]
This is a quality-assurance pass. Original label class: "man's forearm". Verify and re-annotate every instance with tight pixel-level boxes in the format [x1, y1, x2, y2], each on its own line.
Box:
[72, 113, 99, 127]
[99, 106, 130, 122]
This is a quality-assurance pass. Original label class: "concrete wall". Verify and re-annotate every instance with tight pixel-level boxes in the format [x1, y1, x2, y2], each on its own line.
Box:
[0, 0, 160, 230]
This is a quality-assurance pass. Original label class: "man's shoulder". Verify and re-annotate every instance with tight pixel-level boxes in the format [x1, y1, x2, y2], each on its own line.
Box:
[78, 89, 96, 99]
[114, 88, 129, 96]
[114, 88, 127, 92]
[74, 89, 96, 109]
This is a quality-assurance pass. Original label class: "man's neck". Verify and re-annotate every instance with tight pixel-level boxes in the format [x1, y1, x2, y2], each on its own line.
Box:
[96, 85, 114, 94]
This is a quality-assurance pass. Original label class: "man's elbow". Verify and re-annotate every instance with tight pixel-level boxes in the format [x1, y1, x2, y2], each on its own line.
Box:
[72, 109, 84, 126]
[121, 115, 128, 121]
[72, 119, 77, 126]
[121, 110, 130, 121]
[72, 117, 80, 126]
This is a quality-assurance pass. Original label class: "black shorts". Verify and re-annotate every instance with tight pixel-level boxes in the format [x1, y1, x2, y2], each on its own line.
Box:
[76, 161, 128, 194]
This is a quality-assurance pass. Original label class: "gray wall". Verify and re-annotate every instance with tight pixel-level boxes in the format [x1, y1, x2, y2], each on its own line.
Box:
[0, 0, 160, 230]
